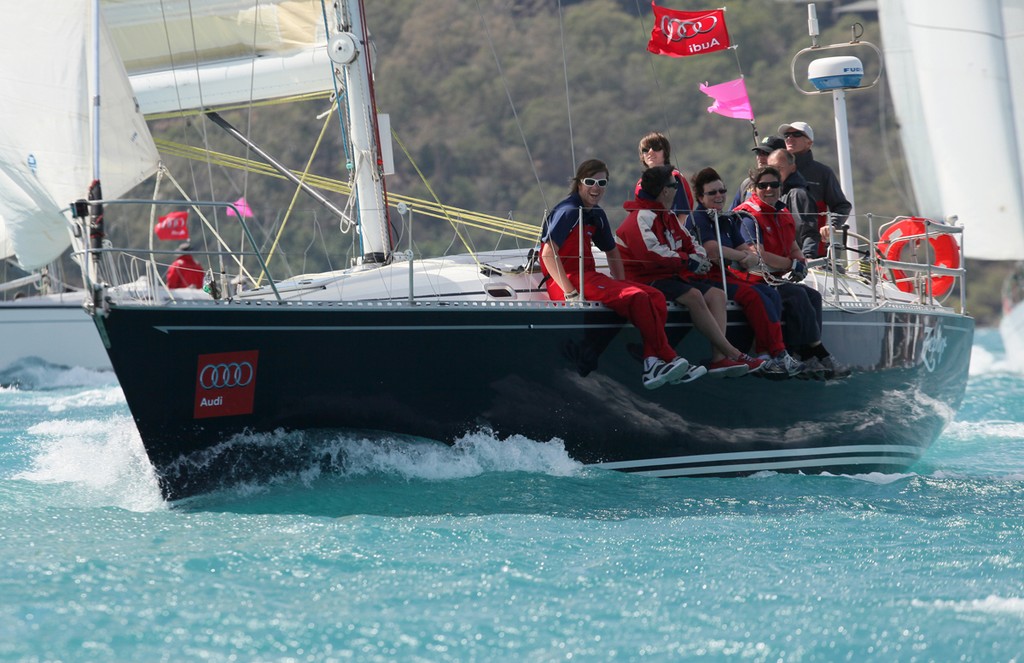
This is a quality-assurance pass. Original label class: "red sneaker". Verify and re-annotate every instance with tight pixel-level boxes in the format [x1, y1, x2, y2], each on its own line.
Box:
[706, 357, 749, 378]
[735, 353, 765, 374]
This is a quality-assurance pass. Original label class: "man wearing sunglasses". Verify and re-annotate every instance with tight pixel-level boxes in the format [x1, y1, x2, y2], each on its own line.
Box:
[540, 159, 697, 389]
[778, 121, 852, 258]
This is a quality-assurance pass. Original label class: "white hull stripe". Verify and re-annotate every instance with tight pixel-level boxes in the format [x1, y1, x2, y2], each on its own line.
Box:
[621, 455, 920, 478]
[594, 443, 922, 472]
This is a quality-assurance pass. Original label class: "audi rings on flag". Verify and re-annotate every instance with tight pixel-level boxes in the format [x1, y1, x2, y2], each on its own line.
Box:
[155, 210, 189, 241]
[647, 3, 730, 58]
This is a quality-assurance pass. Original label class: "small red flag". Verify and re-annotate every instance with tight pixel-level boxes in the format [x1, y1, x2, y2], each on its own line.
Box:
[155, 210, 189, 241]
[648, 3, 730, 58]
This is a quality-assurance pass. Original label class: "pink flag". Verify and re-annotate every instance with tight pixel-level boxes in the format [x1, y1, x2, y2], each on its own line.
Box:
[227, 196, 254, 218]
[699, 78, 754, 120]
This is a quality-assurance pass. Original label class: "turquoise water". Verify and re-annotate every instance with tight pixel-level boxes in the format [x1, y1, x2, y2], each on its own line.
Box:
[2, 330, 1022, 662]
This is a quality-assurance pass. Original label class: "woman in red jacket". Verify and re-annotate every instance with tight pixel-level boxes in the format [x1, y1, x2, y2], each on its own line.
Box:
[734, 166, 848, 378]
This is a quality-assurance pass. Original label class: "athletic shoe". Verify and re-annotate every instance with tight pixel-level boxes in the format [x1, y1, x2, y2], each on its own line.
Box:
[670, 363, 708, 384]
[760, 351, 804, 379]
[735, 353, 765, 374]
[798, 356, 828, 380]
[820, 354, 852, 379]
[706, 357, 750, 379]
[642, 356, 690, 390]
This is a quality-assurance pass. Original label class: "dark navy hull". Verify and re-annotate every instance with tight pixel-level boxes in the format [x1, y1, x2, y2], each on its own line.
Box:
[95, 301, 974, 499]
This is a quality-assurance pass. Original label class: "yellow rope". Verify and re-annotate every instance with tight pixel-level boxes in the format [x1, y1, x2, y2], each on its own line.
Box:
[153, 140, 541, 242]
[145, 92, 333, 121]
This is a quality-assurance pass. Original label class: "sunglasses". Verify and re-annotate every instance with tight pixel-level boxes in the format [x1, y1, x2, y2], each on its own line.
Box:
[641, 145, 663, 153]
[783, 131, 806, 139]
[703, 188, 728, 196]
[581, 177, 608, 187]
[756, 181, 781, 190]
[663, 182, 679, 189]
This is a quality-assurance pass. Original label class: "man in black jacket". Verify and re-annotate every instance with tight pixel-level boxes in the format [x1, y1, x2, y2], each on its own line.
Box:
[767, 148, 820, 260]
[778, 121, 852, 258]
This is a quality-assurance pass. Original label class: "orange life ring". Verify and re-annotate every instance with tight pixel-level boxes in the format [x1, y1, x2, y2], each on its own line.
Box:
[877, 217, 960, 297]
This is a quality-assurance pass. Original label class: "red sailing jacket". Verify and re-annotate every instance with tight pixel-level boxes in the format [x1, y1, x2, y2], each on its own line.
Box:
[733, 194, 798, 283]
[615, 195, 702, 284]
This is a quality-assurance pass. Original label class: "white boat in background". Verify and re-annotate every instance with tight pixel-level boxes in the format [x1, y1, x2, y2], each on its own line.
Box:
[0, 0, 159, 370]
[878, 0, 1024, 365]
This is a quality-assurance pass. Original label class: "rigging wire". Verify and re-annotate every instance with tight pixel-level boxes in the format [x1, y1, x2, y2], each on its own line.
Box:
[557, 0, 576, 173]
[154, 139, 539, 243]
[474, 0, 548, 212]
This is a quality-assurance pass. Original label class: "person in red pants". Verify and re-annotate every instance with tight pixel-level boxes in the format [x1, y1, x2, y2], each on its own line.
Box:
[540, 159, 706, 389]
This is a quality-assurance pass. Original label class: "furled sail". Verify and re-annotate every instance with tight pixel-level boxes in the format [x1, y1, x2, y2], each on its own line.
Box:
[0, 0, 159, 269]
[878, 0, 1024, 260]
[101, 0, 334, 114]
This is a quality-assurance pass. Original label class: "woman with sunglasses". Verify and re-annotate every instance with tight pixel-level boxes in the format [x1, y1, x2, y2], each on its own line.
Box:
[636, 132, 695, 225]
[540, 159, 697, 389]
[733, 166, 848, 378]
[686, 167, 804, 378]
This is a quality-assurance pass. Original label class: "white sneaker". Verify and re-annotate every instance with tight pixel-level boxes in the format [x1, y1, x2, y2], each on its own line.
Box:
[670, 364, 708, 384]
[642, 356, 690, 390]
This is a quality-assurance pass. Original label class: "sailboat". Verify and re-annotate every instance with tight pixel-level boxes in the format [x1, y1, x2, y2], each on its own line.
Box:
[81, 0, 974, 500]
[0, 1, 160, 370]
[878, 0, 1024, 366]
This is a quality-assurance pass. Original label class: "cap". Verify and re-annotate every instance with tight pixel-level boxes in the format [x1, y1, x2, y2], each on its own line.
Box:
[177, 241, 192, 253]
[778, 121, 814, 142]
[640, 165, 677, 198]
[752, 135, 786, 154]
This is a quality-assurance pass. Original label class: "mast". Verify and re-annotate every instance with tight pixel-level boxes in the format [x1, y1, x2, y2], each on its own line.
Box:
[336, 0, 392, 265]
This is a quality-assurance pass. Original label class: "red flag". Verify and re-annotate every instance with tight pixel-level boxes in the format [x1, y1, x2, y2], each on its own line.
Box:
[648, 3, 730, 58]
[699, 78, 754, 120]
[155, 210, 189, 241]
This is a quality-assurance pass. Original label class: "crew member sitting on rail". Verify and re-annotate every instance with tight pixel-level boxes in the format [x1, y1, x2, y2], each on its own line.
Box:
[616, 165, 763, 378]
[734, 166, 850, 379]
[540, 159, 703, 389]
[686, 166, 803, 378]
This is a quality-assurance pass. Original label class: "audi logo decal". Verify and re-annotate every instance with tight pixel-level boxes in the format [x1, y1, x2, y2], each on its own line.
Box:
[660, 14, 718, 42]
[199, 361, 255, 389]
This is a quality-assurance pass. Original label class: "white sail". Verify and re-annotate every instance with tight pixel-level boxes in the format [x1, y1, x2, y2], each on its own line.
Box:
[0, 0, 159, 270]
[102, 0, 333, 115]
[879, 0, 1024, 260]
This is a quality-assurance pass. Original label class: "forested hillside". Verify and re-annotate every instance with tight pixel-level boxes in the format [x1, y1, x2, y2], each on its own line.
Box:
[142, 0, 1011, 323]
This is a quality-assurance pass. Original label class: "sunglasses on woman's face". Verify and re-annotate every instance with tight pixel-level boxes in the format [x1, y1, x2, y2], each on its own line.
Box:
[641, 145, 663, 153]
[756, 181, 781, 190]
[581, 178, 608, 187]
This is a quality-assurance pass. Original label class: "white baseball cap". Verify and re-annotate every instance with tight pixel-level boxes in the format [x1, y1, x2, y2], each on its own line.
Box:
[778, 121, 814, 142]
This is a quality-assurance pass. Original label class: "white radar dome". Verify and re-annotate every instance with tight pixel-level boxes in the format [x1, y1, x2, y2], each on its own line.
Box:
[808, 56, 864, 90]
